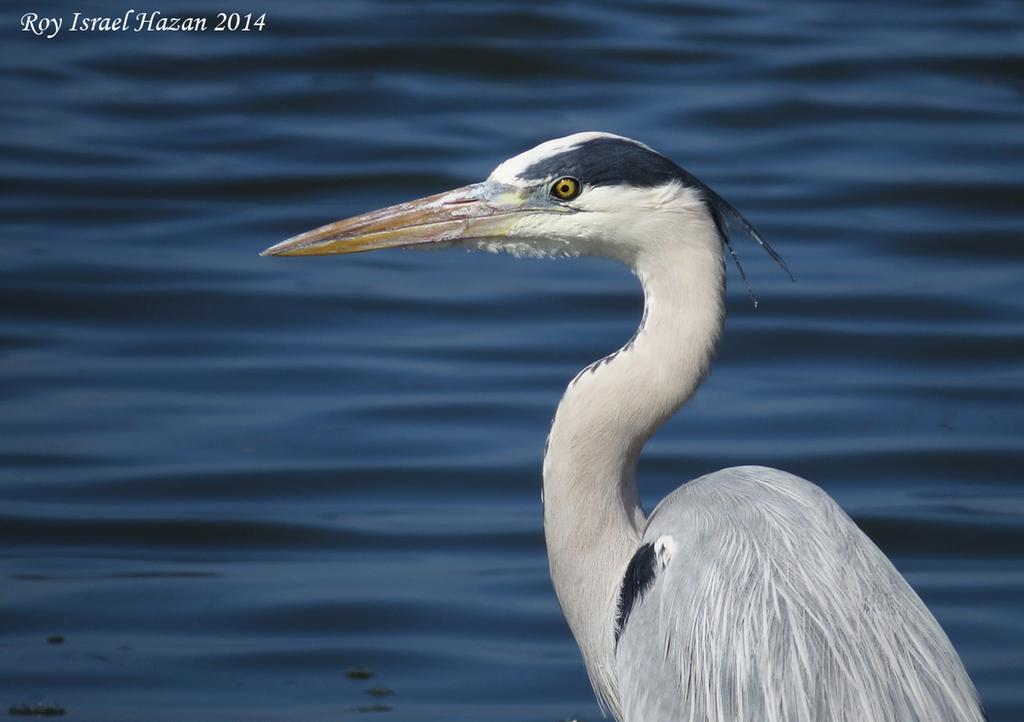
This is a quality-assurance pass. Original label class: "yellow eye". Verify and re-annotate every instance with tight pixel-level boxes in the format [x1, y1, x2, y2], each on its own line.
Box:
[550, 177, 580, 201]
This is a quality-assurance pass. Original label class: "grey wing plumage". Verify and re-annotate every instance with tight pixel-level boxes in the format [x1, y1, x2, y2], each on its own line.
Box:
[614, 465, 985, 722]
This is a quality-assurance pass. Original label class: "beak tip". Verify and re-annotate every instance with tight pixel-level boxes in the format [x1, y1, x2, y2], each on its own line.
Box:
[260, 240, 292, 257]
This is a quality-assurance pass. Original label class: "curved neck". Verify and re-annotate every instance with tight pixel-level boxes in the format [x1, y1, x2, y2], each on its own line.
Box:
[542, 228, 725, 715]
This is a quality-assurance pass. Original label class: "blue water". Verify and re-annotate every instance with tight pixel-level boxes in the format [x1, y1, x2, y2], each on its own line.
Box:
[2, 1, 1022, 720]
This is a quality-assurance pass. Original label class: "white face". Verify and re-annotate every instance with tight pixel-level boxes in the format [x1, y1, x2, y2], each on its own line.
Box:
[469, 133, 713, 261]
[465, 180, 708, 262]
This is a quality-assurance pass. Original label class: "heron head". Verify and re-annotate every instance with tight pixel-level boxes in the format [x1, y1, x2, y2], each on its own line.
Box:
[262, 132, 788, 282]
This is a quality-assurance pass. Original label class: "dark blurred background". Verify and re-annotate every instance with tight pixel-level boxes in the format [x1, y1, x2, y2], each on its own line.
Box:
[1, 1, 1022, 720]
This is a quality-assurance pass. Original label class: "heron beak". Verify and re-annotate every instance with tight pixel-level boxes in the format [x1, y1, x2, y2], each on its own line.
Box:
[261, 182, 523, 257]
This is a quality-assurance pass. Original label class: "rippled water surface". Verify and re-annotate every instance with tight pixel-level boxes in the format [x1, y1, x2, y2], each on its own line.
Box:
[2, 1, 1022, 720]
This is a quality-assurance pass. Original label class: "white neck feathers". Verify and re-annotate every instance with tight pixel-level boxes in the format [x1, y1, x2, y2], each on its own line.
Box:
[541, 200, 726, 716]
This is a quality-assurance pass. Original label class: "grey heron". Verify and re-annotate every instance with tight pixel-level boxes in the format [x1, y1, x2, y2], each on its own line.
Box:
[262, 133, 985, 722]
